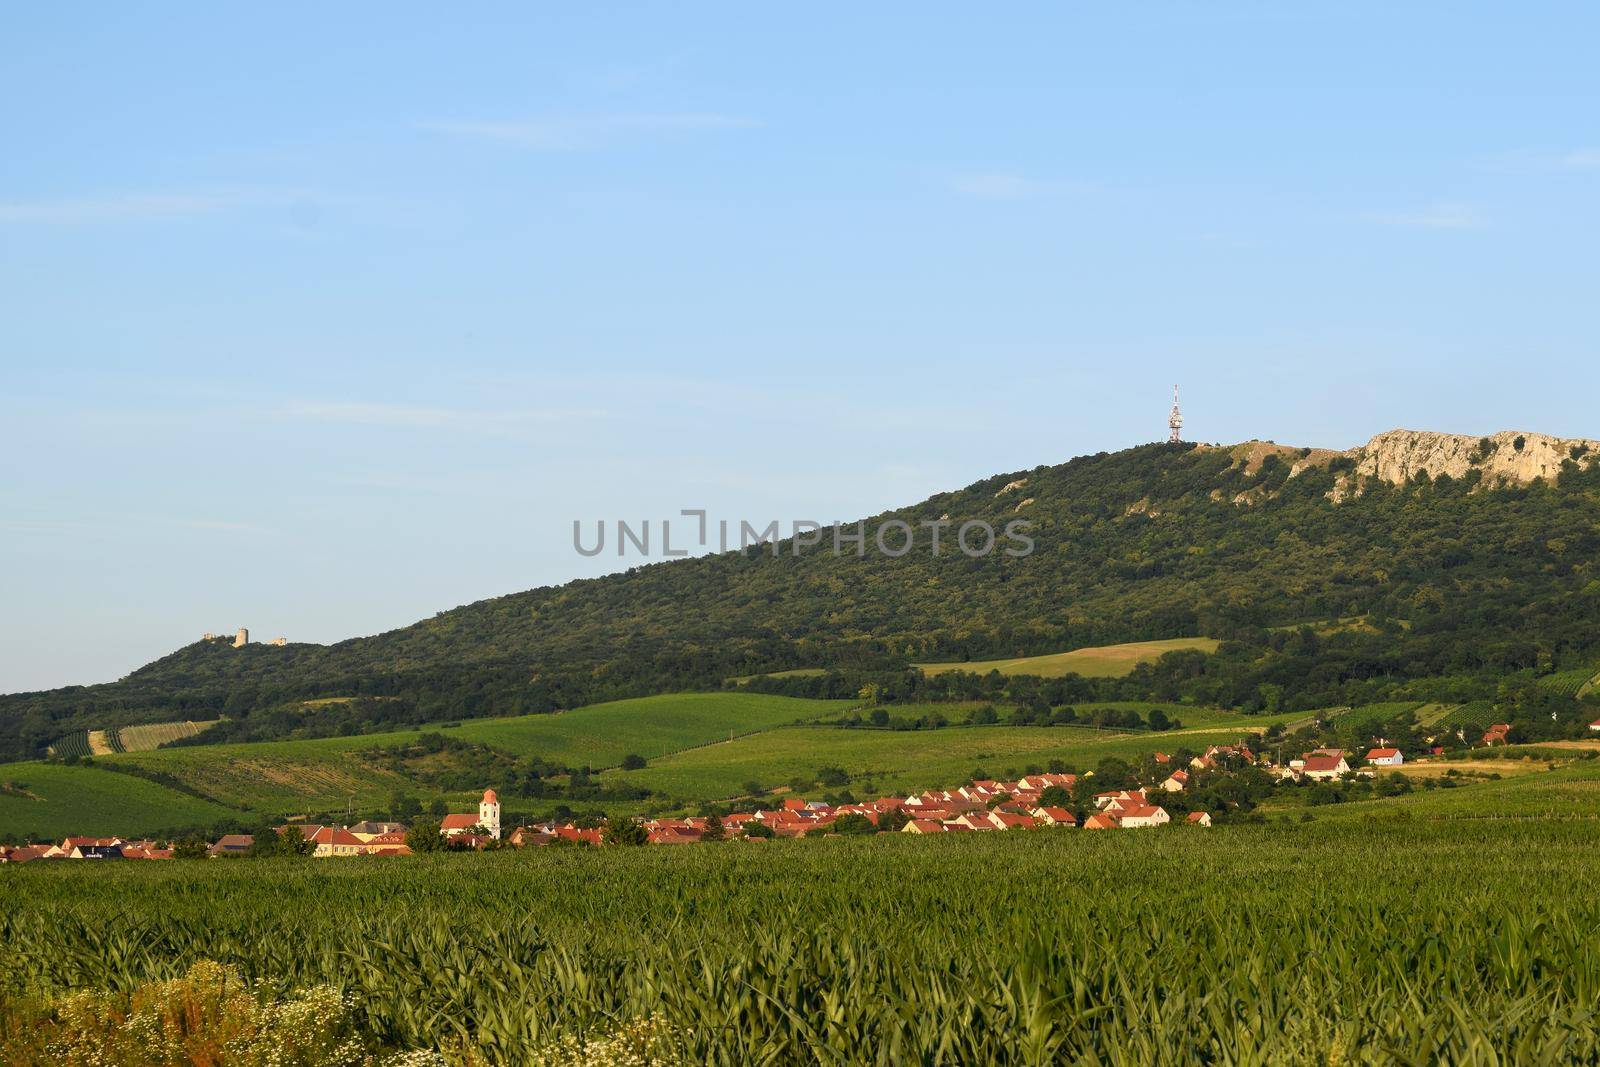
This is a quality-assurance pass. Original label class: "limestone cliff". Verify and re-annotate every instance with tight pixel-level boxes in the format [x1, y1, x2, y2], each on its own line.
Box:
[1348, 429, 1598, 488]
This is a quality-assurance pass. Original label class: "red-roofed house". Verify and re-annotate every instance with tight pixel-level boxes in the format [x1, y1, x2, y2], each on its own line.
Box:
[1161, 770, 1189, 793]
[1482, 724, 1512, 746]
[1094, 789, 1148, 811]
[1083, 812, 1120, 830]
[1185, 811, 1213, 827]
[308, 826, 364, 858]
[0, 845, 55, 863]
[508, 826, 554, 848]
[207, 834, 254, 858]
[552, 825, 604, 846]
[987, 811, 1037, 831]
[1032, 806, 1077, 827]
[1300, 754, 1349, 780]
[901, 819, 946, 835]
[61, 836, 124, 859]
[648, 826, 703, 845]
[1365, 747, 1403, 767]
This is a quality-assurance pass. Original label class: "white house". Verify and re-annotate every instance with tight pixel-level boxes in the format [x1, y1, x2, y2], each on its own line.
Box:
[1116, 804, 1171, 829]
[1161, 770, 1189, 793]
[1365, 747, 1404, 767]
[1300, 755, 1349, 781]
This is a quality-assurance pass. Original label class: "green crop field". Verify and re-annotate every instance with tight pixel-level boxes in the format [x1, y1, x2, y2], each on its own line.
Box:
[0, 762, 239, 840]
[1319, 758, 1600, 821]
[915, 637, 1221, 679]
[4, 822, 1600, 1064]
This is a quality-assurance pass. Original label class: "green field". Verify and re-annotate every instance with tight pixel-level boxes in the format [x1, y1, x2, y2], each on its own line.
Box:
[915, 637, 1221, 678]
[5, 822, 1600, 1063]
[1322, 757, 1600, 821]
[0, 693, 847, 836]
[0, 761, 240, 840]
[0, 694, 1303, 838]
[613, 710, 1298, 802]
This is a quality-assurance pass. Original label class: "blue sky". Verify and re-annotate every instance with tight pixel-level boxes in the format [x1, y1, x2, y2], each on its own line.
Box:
[2, 4, 1597, 693]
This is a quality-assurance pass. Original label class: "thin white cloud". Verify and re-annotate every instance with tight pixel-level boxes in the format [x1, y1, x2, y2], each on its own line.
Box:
[421, 113, 759, 151]
[278, 401, 614, 431]
[0, 188, 312, 225]
[948, 171, 1054, 200]
[1366, 203, 1485, 230]
[1560, 148, 1600, 170]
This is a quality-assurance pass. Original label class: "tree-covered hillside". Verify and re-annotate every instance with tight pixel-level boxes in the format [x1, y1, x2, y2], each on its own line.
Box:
[4, 440, 1599, 760]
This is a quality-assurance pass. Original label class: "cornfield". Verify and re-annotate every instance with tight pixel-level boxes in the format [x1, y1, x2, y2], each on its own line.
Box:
[4, 822, 1600, 1065]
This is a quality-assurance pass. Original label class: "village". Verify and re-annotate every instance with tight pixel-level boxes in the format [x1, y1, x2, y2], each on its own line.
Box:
[2, 729, 1501, 863]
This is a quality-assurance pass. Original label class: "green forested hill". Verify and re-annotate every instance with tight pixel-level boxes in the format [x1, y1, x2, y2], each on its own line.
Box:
[4, 439, 1600, 760]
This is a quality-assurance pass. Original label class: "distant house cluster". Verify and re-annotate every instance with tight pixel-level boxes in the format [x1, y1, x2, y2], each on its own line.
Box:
[9, 733, 1498, 864]
[1, 837, 173, 863]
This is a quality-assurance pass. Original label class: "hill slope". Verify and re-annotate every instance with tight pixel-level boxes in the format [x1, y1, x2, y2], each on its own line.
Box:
[2, 428, 1598, 760]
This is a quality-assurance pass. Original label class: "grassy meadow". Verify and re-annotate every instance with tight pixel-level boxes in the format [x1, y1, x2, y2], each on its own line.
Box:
[5, 821, 1600, 1063]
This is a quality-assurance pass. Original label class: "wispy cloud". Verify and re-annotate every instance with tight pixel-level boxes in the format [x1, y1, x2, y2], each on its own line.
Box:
[1366, 202, 1485, 230]
[1559, 148, 1600, 170]
[947, 171, 1056, 200]
[0, 188, 312, 225]
[278, 401, 614, 431]
[421, 113, 759, 151]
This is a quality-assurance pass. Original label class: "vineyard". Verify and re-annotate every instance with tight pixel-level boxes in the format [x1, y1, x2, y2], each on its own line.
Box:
[4, 822, 1600, 1064]
[112, 720, 222, 753]
[1537, 668, 1600, 699]
[44, 731, 90, 760]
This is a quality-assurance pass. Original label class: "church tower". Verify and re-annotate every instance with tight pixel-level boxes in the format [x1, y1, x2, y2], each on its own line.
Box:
[478, 788, 501, 839]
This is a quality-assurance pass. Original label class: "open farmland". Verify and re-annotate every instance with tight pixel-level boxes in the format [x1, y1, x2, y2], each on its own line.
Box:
[0, 693, 848, 835]
[0, 762, 239, 840]
[1321, 757, 1600, 821]
[914, 637, 1220, 679]
[5, 822, 1600, 1063]
[613, 710, 1301, 803]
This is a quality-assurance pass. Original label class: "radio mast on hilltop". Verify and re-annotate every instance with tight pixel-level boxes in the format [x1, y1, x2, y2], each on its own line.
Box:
[1167, 385, 1183, 444]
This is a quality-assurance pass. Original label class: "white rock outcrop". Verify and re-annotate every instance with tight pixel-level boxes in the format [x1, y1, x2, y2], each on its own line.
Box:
[1349, 429, 1597, 488]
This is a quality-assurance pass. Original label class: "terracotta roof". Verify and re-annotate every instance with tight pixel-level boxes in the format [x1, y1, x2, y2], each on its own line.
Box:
[440, 814, 480, 830]
[482, 788, 498, 804]
[1117, 805, 1166, 820]
[1302, 756, 1345, 773]
[1365, 748, 1401, 760]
